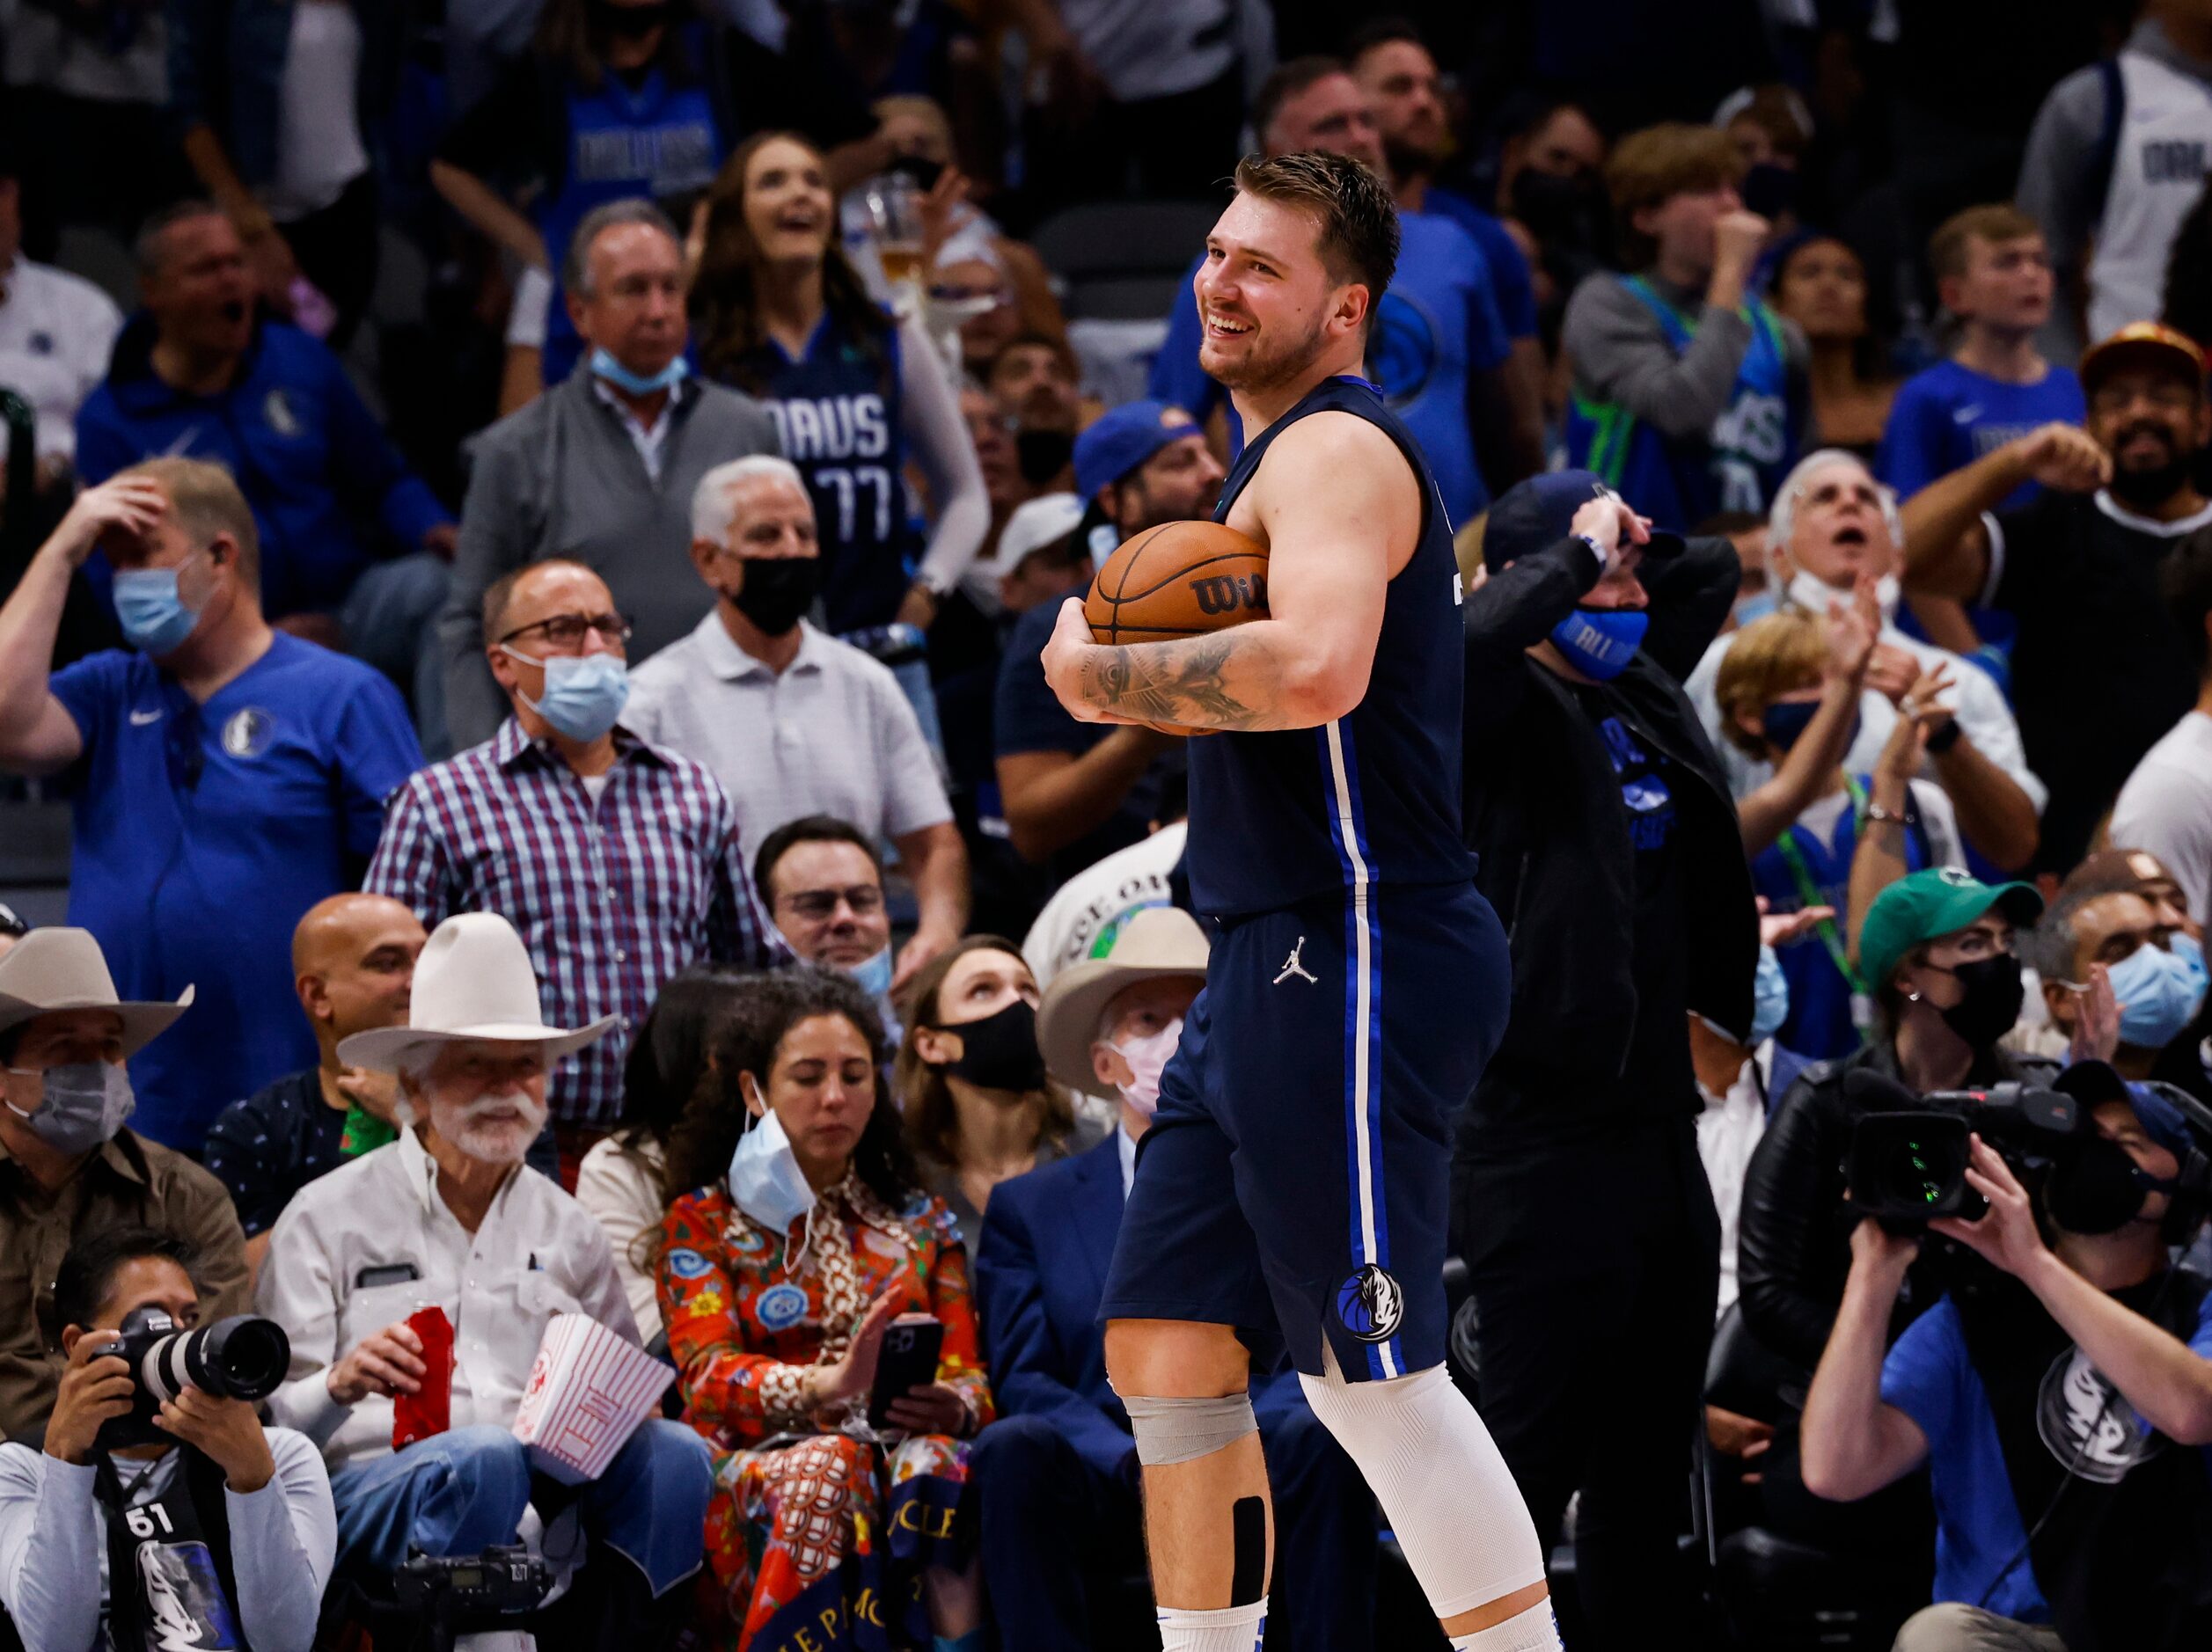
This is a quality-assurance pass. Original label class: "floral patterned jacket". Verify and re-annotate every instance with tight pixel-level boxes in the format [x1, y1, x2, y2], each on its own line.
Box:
[659, 1171, 994, 1448]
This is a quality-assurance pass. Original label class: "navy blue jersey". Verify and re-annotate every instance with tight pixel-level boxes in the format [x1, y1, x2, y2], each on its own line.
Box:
[1186, 376, 1476, 915]
[749, 311, 916, 634]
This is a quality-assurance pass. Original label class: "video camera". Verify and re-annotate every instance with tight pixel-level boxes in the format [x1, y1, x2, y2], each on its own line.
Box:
[96, 1306, 292, 1450]
[1845, 1062, 2212, 1234]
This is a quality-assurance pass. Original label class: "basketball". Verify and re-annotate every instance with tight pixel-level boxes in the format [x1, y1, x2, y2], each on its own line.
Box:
[1084, 521, 1271, 647]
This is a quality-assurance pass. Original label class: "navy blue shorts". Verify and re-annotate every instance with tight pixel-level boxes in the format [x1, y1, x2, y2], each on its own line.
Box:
[1100, 881, 1511, 1382]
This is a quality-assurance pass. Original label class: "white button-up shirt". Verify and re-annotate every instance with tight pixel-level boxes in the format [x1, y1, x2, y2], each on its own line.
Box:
[258, 1125, 638, 1473]
[626, 613, 952, 852]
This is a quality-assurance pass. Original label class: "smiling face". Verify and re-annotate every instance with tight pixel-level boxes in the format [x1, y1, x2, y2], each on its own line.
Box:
[1781, 455, 1895, 590]
[741, 136, 836, 268]
[2087, 363, 2211, 497]
[1194, 192, 1363, 393]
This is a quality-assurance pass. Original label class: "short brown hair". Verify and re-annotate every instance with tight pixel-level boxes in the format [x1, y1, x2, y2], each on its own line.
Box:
[119, 457, 260, 590]
[1929, 203, 2042, 285]
[1251, 55, 1347, 148]
[1714, 610, 1827, 757]
[1606, 123, 1744, 265]
[1231, 150, 1400, 339]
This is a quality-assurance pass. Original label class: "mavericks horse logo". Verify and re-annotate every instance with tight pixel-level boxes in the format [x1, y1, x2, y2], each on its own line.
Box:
[1337, 1265, 1405, 1344]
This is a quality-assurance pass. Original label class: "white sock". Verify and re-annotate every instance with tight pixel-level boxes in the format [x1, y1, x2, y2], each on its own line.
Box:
[1451, 1598, 1562, 1650]
[1156, 1600, 1266, 1651]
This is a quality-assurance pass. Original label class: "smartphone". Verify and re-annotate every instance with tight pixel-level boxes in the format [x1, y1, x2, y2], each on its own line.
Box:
[356, 1262, 422, 1290]
[867, 1315, 945, 1428]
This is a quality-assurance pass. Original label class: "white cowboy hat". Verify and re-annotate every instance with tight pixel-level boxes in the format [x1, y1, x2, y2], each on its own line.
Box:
[337, 912, 618, 1071]
[0, 928, 194, 1056]
[1036, 906, 1209, 1097]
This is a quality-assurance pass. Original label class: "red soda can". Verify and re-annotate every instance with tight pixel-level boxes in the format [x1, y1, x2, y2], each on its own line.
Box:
[392, 1305, 456, 1448]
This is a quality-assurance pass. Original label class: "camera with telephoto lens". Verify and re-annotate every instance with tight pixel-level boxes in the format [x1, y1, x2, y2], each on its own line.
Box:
[392, 1546, 552, 1617]
[94, 1306, 292, 1450]
[1843, 1066, 2093, 1227]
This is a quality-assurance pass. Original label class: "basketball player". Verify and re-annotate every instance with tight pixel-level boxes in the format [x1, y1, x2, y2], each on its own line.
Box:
[1043, 152, 1615, 1652]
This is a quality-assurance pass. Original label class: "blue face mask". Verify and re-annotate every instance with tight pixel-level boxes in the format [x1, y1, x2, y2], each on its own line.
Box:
[590, 347, 689, 397]
[728, 1099, 818, 1238]
[847, 947, 894, 1001]
[1758, 699, 1859, 758]
[113, 566, 202, 655]
[2108, 940, 2209, 1051]
[2173, 932, 2209, 998]
[502, 648, 630, 742]
[1549, 605, 1650, 681]
[1752, 945, 1791, 1044]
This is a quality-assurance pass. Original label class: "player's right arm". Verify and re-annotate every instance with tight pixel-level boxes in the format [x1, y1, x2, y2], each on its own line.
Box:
[1040, 413, 1415, 733]
[0, 477, 165, 773]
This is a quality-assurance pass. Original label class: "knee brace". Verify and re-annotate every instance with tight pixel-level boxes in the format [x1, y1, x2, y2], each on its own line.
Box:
[1297, 1350, 1546, 1620]
[1122, 1392, 1259, 1467]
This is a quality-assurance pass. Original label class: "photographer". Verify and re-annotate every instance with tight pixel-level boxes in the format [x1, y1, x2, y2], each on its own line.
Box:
[0, 1227, 333, 1652]
[1800, 1067, 2212, 1651]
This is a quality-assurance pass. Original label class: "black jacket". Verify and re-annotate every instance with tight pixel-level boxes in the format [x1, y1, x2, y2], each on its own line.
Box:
[1458, 533, 1757, 1140]
[1737, 1039, 2055, 1371]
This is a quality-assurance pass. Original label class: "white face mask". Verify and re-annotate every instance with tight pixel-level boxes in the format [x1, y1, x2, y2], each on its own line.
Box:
[728, 1086, 819, 1238]
[1784, 567, 1900, 630]
[1107, 1019, 1183, 1118]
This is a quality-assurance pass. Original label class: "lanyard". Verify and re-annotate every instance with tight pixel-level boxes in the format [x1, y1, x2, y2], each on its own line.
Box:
[1774, 775, 1871, 996]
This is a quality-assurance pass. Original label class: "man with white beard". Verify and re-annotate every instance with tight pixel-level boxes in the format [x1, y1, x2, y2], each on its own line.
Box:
[257, 913, 711, 1648]
[1687, 448, 2046, 872]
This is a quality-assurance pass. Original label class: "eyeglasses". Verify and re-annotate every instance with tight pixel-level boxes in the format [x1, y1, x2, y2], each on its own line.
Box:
[778, 885, 885, 921]
[497, 612, 634, 653]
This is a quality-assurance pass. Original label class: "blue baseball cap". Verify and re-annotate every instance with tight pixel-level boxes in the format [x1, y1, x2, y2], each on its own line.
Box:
[1073, 400, 1205, 501]
[1482, 469, 1686, 572]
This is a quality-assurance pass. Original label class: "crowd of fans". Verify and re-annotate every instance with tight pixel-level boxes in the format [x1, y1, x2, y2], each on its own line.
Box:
[4, 1, 2212, 1649]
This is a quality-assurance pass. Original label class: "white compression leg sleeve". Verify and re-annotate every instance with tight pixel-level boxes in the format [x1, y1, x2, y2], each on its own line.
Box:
[1297, 1349, 1550, 1622]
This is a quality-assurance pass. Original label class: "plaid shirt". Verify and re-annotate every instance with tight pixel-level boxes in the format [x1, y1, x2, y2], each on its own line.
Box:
[364, 719, 785, 1126]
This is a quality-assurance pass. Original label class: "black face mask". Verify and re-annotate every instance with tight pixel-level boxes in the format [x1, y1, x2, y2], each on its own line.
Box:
[2044, 1136, 2159, 1235]
[1015, 428, 1075, 486]
[1928, 954, 2026, 1049]
[1509, 167, 1604, 245]
[729, 557, 819, 636]
[590, 0, 671, 40]
[890, 153, 945, 192]
[1740, 162, 1799, 221]
[933, 999, 1047, 1093]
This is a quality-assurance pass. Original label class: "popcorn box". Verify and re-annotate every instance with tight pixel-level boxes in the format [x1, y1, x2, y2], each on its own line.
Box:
[510, 1313, 674, 1486]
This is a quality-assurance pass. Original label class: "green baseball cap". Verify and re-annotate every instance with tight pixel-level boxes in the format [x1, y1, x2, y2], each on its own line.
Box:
[1857, 867, 2045, 994]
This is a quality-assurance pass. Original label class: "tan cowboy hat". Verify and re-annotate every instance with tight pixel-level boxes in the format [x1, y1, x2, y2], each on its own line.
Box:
[338, 912, 618, 1071]
[0, 928, 194, 1056]
[1037, 907, 1209, 1097]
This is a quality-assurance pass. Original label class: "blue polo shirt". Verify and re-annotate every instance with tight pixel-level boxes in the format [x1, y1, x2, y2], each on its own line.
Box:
[49, 634, 424, 1151]
[1149, 209, 1511, 525]
[1877, 360, 2085, 508]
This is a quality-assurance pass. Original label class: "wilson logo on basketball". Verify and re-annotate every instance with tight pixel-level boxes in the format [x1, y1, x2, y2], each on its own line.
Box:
[1190, 574, 1268, 616]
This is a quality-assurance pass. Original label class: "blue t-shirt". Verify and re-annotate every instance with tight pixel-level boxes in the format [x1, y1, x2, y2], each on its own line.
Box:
[1880, 1287, 2212, 1621]
[1877, 360, 2086, 508]
[49, 634, 424, 1151]
[1418, 186, 1540, 340]
[1148, 210, 1512, 525]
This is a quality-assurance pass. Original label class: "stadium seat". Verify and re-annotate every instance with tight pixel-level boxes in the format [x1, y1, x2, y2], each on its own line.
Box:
[1029, 201, 1226, 322]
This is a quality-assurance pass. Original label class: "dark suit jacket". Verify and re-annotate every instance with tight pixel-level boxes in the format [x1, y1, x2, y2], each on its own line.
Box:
[976, 1133, 1304, 1480]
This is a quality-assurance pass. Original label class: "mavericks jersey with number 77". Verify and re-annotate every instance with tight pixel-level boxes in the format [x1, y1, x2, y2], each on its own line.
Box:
[1185, 374, 1478, 914]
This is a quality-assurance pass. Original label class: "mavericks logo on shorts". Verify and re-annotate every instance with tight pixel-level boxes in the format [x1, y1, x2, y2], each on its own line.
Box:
[1337, 1265, 1404, 1344]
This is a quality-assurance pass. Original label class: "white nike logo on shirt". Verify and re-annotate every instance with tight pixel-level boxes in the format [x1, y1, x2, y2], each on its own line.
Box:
[128, 709, 163, 726]
[1952, 405, 1983, 425]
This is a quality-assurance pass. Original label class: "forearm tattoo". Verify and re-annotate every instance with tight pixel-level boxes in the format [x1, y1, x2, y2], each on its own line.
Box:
[1082, 635, 1264, 728]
